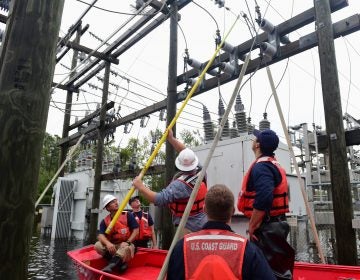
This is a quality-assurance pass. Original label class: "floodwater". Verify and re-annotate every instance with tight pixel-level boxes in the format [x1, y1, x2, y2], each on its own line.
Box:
[28, 235, 84, 280]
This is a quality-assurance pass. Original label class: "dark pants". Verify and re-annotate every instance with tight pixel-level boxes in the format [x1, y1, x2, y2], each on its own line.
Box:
[133, 239, 149, 248]
[254, 216, 295, 280]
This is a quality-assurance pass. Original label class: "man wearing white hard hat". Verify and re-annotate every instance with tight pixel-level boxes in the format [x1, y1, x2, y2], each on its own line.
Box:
[133, 129, 207, 236]
[94, 194, 139, 274]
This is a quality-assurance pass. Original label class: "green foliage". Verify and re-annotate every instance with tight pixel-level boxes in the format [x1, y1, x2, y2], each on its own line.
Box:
[179, 129, 201, 147]
[36, 128, 198, 205]
[37, 133, 60, 204]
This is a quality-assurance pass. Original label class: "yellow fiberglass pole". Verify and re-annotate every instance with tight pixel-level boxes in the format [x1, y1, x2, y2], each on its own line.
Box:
[105, 15, 240, 235]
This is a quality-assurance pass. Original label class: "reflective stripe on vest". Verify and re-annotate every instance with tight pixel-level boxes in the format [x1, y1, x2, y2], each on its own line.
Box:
[133, 212, 152, 240]
[184, 229, 246, 280]
[169, 171, 207, 217]
[237, 156, 289, 218]
[104, 211, 130, 244]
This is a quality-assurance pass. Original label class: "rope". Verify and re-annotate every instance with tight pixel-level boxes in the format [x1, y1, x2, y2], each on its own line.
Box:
[265, 66, 326, 263]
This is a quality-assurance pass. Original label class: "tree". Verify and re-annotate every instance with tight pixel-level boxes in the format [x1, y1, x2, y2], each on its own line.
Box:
[37, 133, 60, 204]
[179, 129, 201, 147]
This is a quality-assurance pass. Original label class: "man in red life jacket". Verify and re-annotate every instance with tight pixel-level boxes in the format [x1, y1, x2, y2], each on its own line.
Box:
[237, 129, 295, 279]
[129, 195, 157, 248]
[167, 184, 275, 280]
[133, 129, 207, 237]
[94, 194, 139, 273]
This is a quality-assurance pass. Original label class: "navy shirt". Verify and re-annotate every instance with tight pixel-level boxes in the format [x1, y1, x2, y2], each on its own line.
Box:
[131, 210, 154, 226]
[247, 158, 282, 211]
[99, 211, 139, 234]
[167, 221, 275, 280]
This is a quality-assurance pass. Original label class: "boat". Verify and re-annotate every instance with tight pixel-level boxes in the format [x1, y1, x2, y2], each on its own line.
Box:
[68, 245, 360, 280]
[68, 245, 167, 280]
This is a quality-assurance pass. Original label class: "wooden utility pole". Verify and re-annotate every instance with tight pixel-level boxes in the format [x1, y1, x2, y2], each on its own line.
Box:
[314, 0, 357, 265]
[161, 1, 178, 249]
[59, 24, 82, 177]
[0, 1, 64, 278]
[88, 61, 111, 244]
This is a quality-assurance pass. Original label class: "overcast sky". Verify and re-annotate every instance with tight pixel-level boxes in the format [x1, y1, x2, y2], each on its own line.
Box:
[48, 0, 360, 147]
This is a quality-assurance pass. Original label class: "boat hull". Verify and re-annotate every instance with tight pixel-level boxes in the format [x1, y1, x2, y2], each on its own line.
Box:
[68, 246, 360, 279]
[68, 245, 167, 280]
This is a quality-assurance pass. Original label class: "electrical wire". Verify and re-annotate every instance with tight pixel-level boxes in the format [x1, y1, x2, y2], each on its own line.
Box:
[244, 0, 256, 32]
[52, 0, 157, 94]
[192, 1, 219, 31]
[264, 58, 289, 112]
[51, 100, 99, 106]
[241, 12, 255, 38]
[178, 23, 188, 51]
[75, 0, 168, 16]
[311, 50, 317, 124]
[342, 36, 352, 115]
[111, 66, 165, 96]
[287, 66, 291, 127]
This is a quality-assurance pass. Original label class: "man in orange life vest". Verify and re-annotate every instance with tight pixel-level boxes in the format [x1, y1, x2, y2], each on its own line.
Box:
[128, 195, 157, 248]
[132, 129, 207, 236]
[238, 129, 295, 279]
[167, 184, 275, 280]
[94, 194, 139, 273]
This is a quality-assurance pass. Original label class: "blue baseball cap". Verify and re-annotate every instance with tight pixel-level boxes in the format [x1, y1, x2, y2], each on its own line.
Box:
[129, 196, 140, 204]
[253, 129, 279, 155]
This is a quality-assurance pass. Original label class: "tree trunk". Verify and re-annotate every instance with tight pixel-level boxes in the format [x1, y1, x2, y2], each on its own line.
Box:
[0, 1, 64, 278]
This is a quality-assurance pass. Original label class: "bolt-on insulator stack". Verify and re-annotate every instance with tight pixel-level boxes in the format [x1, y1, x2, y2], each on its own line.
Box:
[203, 105, 214, 143]
[234, 94, 247, 134]
[102, 156, 108, 172]
[159, 109, 166, 121]
[150, 131, 157, 153]
[107, 156, 113, 173]
[230, 121, 239, 138]
[247, 117, 255, 134]
[129, 154, 137, 171]
[113, 154, 121, 173]
[86, 150, 93, 169]
[218, 98, 230, 139]
[259, 112, 270, 131]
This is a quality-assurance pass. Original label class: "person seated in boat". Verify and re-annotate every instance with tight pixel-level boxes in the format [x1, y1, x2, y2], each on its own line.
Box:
[167, 184, 276, 280]
[128, 195, 158, 248]
[94, 194, 139, 273]
[133, 129, 207, 237]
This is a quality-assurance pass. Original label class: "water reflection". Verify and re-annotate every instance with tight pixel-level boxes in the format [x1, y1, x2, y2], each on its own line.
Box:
[28, 235, 84, 280]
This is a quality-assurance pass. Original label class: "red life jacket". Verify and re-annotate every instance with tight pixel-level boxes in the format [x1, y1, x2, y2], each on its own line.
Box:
[238, 156, 289, 218]
[169, 171, 207, 217]
[183, 229, 247, 280]
[133, 211, 152, 240]
[104, 212, 130, 244]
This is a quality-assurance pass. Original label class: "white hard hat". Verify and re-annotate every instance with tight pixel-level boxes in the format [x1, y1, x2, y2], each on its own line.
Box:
[103, 194, 117, 209]
[175, 148, 199, 172]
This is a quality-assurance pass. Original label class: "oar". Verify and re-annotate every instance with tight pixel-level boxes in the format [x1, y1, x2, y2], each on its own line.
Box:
[105, 15, 240, 235]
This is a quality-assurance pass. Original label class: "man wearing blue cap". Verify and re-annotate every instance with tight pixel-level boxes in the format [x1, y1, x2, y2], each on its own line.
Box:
[238, 129, 295, 280]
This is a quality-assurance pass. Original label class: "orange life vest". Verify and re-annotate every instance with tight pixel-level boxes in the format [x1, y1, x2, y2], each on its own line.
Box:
[183, 229, 247, 280]
[133, 211, 152, 240]
[104, 212, 130, 244]
[238, 156, 289, 218]
[169, 171, 207, 217]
